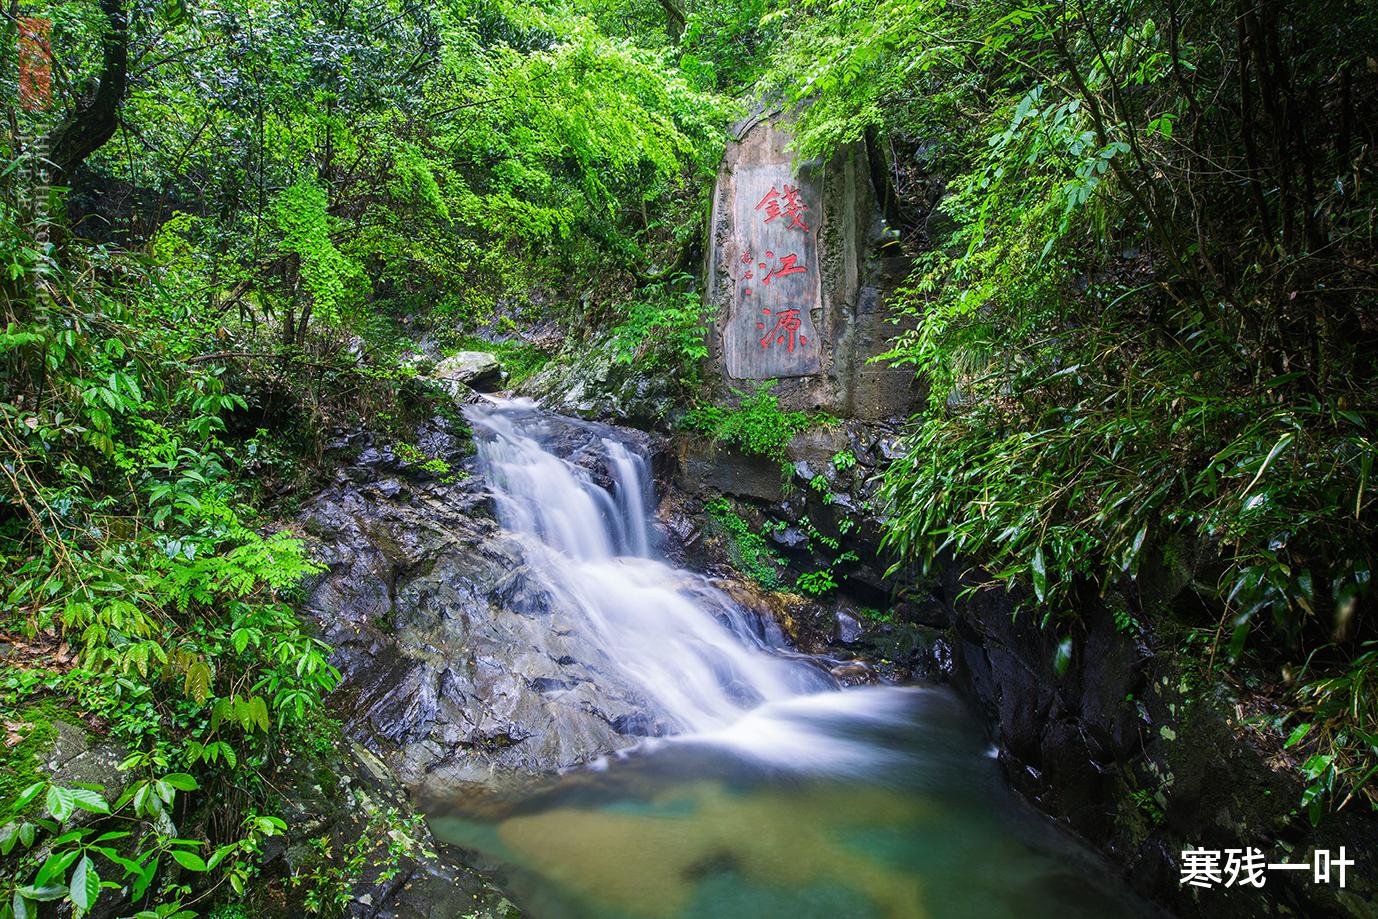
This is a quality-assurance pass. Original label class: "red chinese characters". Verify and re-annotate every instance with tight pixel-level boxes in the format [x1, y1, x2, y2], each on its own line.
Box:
[738, 194, 813, 353]
[761, 253, 805, 285]
[755, 184, 810, 231]
[18, 19, 53, 111]
[757, 307, 808, 353]
[739, 251, 807, 296]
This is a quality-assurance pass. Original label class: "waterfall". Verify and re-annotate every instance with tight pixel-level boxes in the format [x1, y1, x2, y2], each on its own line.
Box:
[465, 399, 834, 736]
[440, 402, 1154, 919]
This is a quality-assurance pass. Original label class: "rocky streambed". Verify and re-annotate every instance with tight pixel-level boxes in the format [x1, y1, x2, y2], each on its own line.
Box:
[289, 402, 1169, 919]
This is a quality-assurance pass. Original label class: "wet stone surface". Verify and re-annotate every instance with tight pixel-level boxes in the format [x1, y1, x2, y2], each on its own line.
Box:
[300, 421, 667, 800]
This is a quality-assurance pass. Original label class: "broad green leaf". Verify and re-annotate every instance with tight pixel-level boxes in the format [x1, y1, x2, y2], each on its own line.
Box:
[0, 823, 17, 855]
[68, 788, 109, 815]
[10, 782, 45, 813]
[1030, 547, 1047, 602]
[45, 786, 74, 822]
[69, 856, 100, 912]
[15, 884, 65, 902]
[161, 773, 198, 792]
[1285, 723, 1313, 749]
[169, 849, 208, 872]
[35, 848, 80, 887]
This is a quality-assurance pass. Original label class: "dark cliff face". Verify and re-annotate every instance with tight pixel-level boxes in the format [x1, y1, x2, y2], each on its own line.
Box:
[941, 573, 1366, 918]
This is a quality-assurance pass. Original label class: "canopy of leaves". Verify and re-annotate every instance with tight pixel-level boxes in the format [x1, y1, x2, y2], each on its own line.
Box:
[0, 0, 735, 914]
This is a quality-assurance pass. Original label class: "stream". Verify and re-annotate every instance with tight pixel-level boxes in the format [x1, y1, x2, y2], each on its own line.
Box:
[427, 400, 1155, 919]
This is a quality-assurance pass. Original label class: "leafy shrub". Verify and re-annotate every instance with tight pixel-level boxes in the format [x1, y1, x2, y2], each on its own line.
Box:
[610, 275, 714, 378]
[0, 242, 340, 917]
[272, 178, 364, 329]
[773, 0, 1378, 814]
[391, 442, 468, 484]
[685, 381, 825, 479]
[795, 568, 837, 596]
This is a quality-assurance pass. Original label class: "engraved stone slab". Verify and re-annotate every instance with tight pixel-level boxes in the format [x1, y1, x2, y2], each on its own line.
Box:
[722, 164, 822, 379]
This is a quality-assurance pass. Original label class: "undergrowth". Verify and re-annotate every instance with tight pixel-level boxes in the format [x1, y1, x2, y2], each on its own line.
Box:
[704, 499, 784, 591]
[685, 381, 827, 480]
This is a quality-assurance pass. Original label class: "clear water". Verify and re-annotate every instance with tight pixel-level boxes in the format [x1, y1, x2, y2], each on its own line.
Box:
[444, 401, 1157, 919]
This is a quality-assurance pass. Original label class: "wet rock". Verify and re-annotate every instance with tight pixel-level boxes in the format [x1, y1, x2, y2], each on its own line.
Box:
[930, 637, 954, 678]
[532, 412, 659, 493]
[828, 661, 876, 686]
[714, 579, 833, 654]
[938, 563, 1378, 918]
[656, 500, 702, 564]
[835, 609, 864, 644]
[517, 332, 681, 428]
[45, 721, 129, 802]
[300, 427, 660, 800]
[677, 439, 785, 504]
[271, 738, 517, 919]
[770, 526, 808, 549]
[433, 351, 506, 390]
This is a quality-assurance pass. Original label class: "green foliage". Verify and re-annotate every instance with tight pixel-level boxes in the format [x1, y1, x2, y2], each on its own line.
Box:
[207, 905, 251, 919]
[391, 442, 468, 484]
[795, 568, 837, 597]
[791, 516, 857, 597]
[776, 0, 1378, 813]
[289, 805, 434, 917]
[857, 607, 895, 625]
[0, 769, 286, 919]
[685, 381, 824, 479]
[704, 499, 784, 591]
[15, 0, 730, 346]
[1285, 643, 1378, 824]
[272, 178, 362, 327]
[0, 233, 343, 915]
[610, 274, 713, 378]
[679, 0, 784, 91]
[1127, 788, 1166, 827]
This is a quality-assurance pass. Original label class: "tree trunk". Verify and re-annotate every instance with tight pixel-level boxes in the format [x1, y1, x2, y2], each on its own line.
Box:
[45, 0, 130, 185]
[658, 0, 685, 42]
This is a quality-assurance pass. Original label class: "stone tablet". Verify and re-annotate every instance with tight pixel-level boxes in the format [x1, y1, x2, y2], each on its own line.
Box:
[722, 164, 822, 379]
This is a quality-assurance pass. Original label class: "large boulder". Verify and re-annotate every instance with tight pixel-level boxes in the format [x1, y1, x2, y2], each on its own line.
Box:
[516, 332, 681, 428]
[433, 351, 505, 391]
[299, 433, 656, 799]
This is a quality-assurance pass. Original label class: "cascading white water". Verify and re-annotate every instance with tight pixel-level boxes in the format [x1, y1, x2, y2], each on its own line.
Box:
[465, 399, 833, 736]
[441, 401, 1156, 919]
